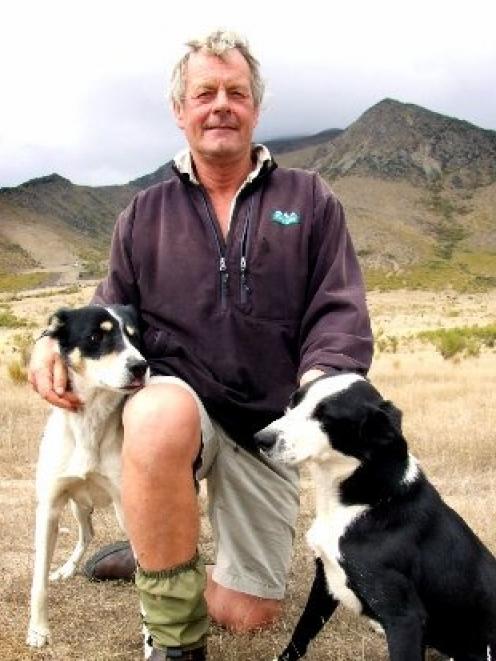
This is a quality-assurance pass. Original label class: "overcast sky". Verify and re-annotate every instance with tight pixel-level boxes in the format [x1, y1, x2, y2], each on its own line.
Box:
[1, 0, 495, 188]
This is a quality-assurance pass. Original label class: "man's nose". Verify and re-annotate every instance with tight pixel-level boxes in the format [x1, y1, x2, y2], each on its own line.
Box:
[212, 88, 229, 111]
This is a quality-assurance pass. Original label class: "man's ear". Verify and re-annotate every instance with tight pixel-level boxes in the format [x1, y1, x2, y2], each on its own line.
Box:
[360, 401, 403, 447]
[252, 102, 260, 129]
[172, 100, 185, 129]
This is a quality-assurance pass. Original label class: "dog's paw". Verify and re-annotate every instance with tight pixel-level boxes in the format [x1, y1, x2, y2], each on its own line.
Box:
[49, 560, 77, 581]
[26, 626, 50, 647]
[367, 618, 385, 636]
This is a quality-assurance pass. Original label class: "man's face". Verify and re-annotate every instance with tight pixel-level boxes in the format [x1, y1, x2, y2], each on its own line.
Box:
[173, 48, 260, 163]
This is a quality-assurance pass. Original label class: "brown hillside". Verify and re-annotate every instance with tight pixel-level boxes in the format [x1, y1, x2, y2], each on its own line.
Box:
[1, 98, 496, 288]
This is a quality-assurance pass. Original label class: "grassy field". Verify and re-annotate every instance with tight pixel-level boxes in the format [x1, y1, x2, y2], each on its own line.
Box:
[0, 286, 495, 660]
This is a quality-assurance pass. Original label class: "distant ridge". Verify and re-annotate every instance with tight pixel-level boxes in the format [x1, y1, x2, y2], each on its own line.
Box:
[129, 162, 175, 189]
[126, 129, 345, 187]
[263, 128, 342, 155]
[1, 98, 496, 287]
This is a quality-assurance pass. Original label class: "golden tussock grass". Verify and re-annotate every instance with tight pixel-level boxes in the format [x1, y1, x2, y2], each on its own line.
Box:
[0, 288, 495, 659]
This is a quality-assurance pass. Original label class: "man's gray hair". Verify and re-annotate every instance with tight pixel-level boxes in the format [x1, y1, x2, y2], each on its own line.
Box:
[169, 30, 265, 108]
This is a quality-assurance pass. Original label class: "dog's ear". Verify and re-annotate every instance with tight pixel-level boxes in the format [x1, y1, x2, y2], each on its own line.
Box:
[110, 304, 139, 329]
[45, 308, 71, 339]
[360, 400, 403, 448]
[288, 385, 304, 410]
[380, 400, 403, 434]
[123, 304, 139, 328]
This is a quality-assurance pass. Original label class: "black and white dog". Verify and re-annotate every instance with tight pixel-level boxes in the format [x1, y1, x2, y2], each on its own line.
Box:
[255, 373, 496, 661]
[27, 305, 147, 648]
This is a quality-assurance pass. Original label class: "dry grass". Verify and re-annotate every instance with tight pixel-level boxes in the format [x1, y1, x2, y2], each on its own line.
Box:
[0, 288, 495, 660]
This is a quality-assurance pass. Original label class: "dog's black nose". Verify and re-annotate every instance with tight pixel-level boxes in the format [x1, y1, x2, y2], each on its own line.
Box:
[254, 429, 277, 451]
[127, 359, 148, 379]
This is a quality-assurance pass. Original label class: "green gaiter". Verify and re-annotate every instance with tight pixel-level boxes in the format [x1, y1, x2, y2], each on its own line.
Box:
[136, 552, 209, 651]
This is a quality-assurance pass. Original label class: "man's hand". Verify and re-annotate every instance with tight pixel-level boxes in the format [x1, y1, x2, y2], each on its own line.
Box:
[299, 369, 325, 386]
[28, 335, 81, 410]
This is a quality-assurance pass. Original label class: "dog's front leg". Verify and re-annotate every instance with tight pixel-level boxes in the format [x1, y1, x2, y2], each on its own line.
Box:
[112, 494, 126, 533]
[49, 500, 94, 581]
[383, 614, 426, 661]
[276, 557, 338, 661]
[27, 498, 64, 647]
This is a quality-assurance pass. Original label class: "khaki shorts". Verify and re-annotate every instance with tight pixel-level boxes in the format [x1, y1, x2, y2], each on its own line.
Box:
[148, 375, 300, 600]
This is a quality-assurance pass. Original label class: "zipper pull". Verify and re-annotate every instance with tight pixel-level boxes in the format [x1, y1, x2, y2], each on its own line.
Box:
[240, 256, 250, 304]
[219, 257, 229, 309]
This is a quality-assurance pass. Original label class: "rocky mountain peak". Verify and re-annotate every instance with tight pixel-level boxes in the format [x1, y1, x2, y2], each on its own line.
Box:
[318, 98, 496, 188]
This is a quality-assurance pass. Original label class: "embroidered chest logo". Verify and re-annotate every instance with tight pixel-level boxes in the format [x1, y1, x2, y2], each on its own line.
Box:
[271, 210, 301, 226]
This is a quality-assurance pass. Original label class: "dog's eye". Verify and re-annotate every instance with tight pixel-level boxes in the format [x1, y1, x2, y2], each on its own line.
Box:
[89, 332, 101, 343]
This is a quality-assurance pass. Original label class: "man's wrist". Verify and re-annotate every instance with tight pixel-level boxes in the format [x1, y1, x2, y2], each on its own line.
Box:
[299, 369, 325, 386]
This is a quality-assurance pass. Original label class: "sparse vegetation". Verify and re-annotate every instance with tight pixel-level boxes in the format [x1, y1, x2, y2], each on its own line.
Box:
[0, 307, 32, 328]
[3, 283, 82, 302]
[0, 287, 495, 660]
[11, 332, 33, 366]
[365, 251, 496, 292]
[422, 191, 470, 260]
[375, 333, 399, 353]
[6, 332, 33, 384]
[418, 324, 496, 359]
[79, 260, 107, 279]
[7, 359, 27, 384]
[0, 271, 55, 292]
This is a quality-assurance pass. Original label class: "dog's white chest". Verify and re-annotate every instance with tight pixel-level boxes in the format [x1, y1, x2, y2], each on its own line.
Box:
[307, 504, 368, 615]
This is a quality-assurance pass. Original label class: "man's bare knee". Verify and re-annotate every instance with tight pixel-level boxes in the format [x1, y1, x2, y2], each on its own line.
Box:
[122, 384, 201, 465]
[206, 580, 282, 632]
[228, 600, 281, 633]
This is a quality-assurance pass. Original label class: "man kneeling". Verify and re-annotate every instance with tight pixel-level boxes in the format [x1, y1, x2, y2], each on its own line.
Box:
[28, 29, 372, 659]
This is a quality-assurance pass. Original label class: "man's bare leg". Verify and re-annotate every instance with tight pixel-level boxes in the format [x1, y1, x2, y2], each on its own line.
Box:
[121, 383, 280, 635]
[122, 384, 201, 570]
[205, 570, 281, 632]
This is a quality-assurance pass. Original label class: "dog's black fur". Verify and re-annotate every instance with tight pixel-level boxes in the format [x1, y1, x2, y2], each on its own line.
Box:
[49, 304, 143, 364]
[255, 376, 496, 661]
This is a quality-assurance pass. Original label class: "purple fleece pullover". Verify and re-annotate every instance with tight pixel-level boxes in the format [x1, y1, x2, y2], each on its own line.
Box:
[93, 160, 373, 449]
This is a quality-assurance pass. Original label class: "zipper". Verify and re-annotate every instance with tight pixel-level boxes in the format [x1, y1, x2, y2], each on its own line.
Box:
[240, 196, 254, 304]
[219, 256, 229, 309]
[198, 184, 256, 309]
[198, 188, 229, 310]
[240, 256, 248, 304]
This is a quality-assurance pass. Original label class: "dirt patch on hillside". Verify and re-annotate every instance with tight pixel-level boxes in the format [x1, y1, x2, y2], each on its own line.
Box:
[0, 202, 80, 284]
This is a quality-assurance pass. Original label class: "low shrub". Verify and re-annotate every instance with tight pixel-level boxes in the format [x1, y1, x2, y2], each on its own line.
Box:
[0, 271, 54, 292]
[375, 334, 399, 353]
[0, 307, 32, 328]
[6, 332, 33, 384]
[418, 324, 496, 359]
[7, 359, 27, 384]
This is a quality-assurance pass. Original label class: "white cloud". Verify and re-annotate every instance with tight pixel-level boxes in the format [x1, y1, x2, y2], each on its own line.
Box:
[1, 0, 495, 186]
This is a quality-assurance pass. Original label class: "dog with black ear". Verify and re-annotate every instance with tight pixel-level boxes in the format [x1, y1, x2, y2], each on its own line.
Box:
[255, 373, 496, 661]
[27, 304, 147, 648]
